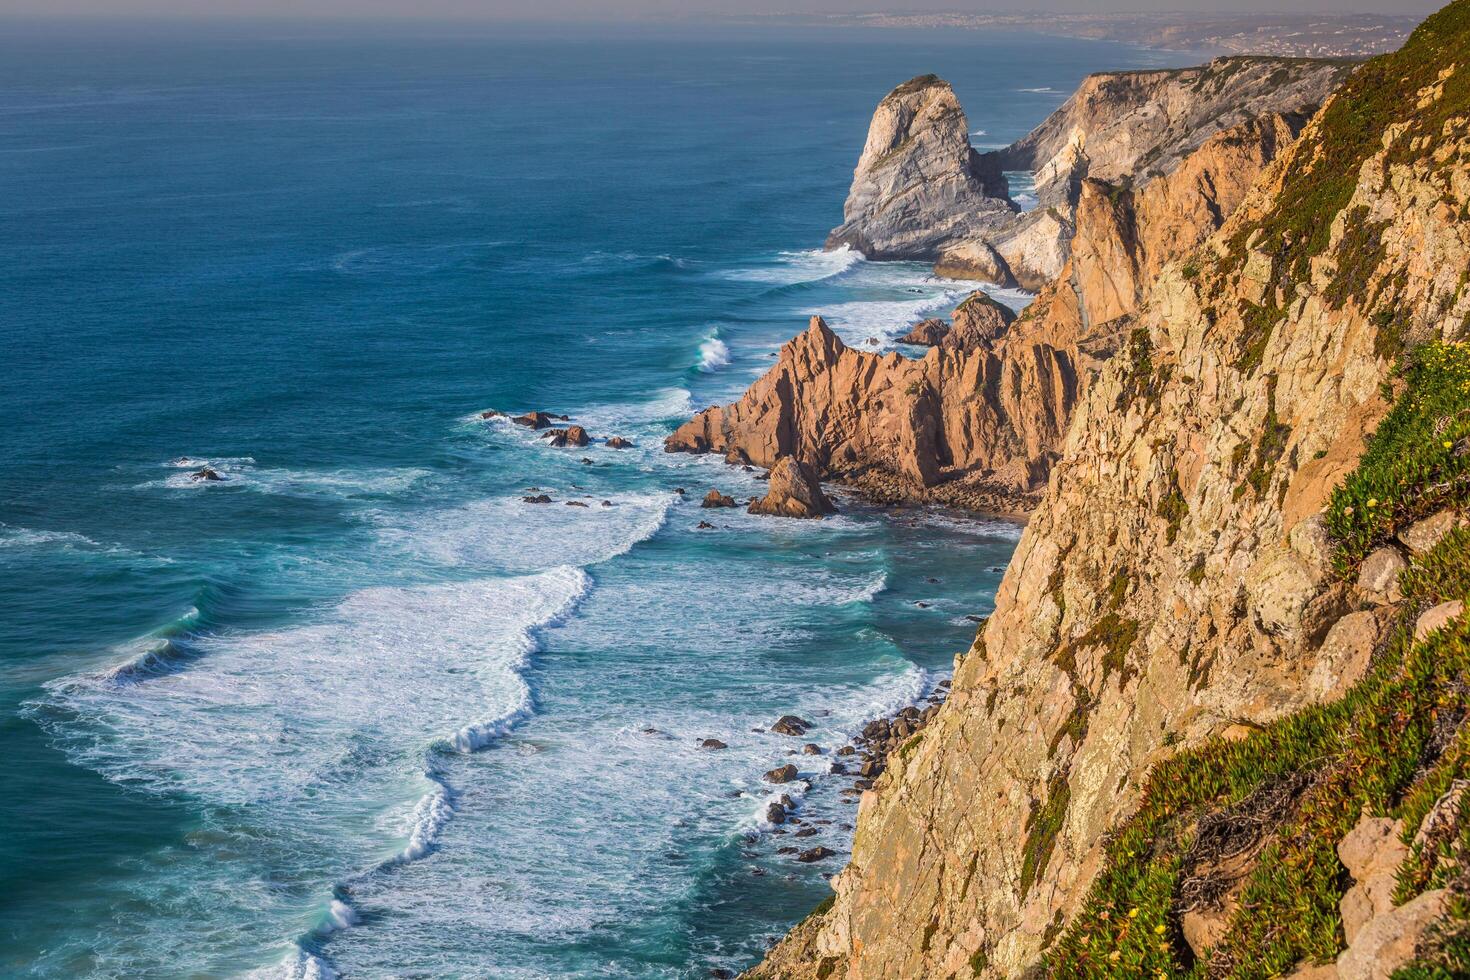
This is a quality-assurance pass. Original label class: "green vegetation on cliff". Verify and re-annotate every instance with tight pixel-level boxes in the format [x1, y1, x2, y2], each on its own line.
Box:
[1046, 344, 1470, 978]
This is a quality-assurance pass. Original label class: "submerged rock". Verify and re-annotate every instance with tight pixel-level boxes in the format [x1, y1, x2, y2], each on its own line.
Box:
[522, 494, 552, 504]
[190, 467, 225, 482]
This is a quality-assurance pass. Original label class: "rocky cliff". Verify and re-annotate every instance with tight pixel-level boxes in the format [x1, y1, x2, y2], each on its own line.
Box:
[747, 2, 1470, 978]
[828, 57, 1351, 288]
[985, 57, 1354, 210]
[670, 110, 1304, 512]
[826, 74, 1015, 260]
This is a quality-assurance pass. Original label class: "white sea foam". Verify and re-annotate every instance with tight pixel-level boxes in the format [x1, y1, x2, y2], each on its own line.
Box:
[149, 457, 431, 497]
[0, 524, 104, 551]
[807, 285, 974, 346]
[723, 245, 863, 285]
[377, 491, 672, 574]
[41, 565, 590, 804]
[398, 774, 457, 862]
[697, 335, 731, 373]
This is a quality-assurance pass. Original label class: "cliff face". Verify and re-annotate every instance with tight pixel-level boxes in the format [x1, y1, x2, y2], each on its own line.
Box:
[830, 57, 1349, 288]
[670, 112, 1302, 512]
[826, 74, 1015, 260]
[748, 4, 1470, 978]
[984, 56, 1354, 209]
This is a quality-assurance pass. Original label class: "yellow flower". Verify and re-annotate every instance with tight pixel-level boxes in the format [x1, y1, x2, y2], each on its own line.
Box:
[1128, 908, 1140, 919]
[1108, 950, 1122, 963]
[1154, 924, 1167, 935]
[1445, 441, 1455, 449]
[1366, 498, 1378, 508]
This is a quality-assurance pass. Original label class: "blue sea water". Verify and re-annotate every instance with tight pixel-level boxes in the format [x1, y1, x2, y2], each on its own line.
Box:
[0, 22, 1186, 978]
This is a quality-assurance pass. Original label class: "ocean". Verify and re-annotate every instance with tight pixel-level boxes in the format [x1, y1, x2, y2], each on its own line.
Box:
[0, 22, 1186, 978]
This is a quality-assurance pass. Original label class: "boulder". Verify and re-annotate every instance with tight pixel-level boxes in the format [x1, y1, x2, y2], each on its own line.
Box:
[1336, 889, 1446, 980]
[696, 521, 715, 530]
[699, 738, 728, 750]
[566, 501, 588, 508]
[796, 846, 836, 863]
[189, 467, 224, 482]
[1356, 546, 1407, 601]
[748, 457, 836, 519]
[512, 411, 554, 429]
[522, 494, 552, 504]
[545, 425, 590, 448]
[771, 715, 812, 736]
[701, 490, 737, 509]
[765, 764, 799, 784]
[1398, 509, 1459, 555]
[802, 743, 823, 756]
[478, 409, 503, 419]
[1337, 815, 1408, 944]
[1415, 600, 1464, 642]
[1306, 611, 1382, 703]
[605, 436, 634, 449]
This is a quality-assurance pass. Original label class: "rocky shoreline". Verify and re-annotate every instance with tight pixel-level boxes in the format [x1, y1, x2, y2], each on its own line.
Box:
[725, 678, 957, 883]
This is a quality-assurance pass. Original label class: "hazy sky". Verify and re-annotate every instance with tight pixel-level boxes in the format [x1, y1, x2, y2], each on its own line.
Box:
[0, 0, 1439, 19]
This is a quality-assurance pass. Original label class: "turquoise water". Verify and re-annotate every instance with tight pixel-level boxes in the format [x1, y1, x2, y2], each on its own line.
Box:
[0, 23, 1182, 978]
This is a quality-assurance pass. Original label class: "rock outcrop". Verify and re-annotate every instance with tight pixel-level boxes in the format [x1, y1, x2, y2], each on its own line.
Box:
[826, 74, 1013, 259]
[748, 457, 837, 518]
[747, 3, 1470, 977]
[665, 309, 1067, 513]
[831, 57, 1351, 287]
[672, 107, 1301, 513]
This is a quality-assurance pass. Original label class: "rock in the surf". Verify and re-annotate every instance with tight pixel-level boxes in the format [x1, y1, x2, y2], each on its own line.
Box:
[190, 467, 225, 482]
[545, 425, 590, 448]
[701, 490, 737, 509]
[765, 764, 799, 784]
[747, 457, 836, 518]
[606, 436, 634, 448]
[771, 715, 812, 736]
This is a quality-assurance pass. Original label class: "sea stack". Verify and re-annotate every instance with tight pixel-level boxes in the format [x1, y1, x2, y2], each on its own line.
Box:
[825, 74, 1013, 260]
[747, 457, 836, 519]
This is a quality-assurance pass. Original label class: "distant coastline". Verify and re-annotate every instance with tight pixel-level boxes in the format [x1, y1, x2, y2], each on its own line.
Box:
[709, 11, 1420, 59]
